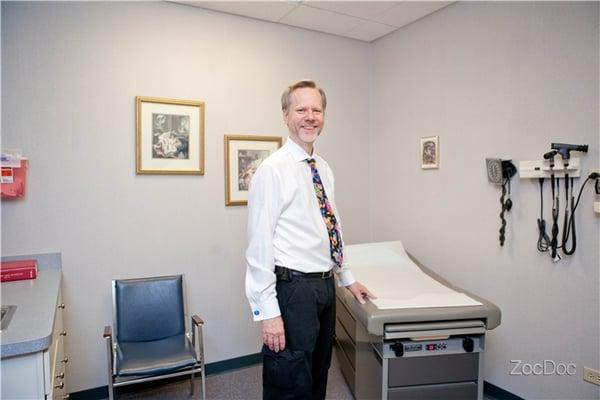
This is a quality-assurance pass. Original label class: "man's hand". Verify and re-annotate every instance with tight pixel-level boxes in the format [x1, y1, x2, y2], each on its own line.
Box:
[262, 316, 286, 352]
[346, 281, 376, 305]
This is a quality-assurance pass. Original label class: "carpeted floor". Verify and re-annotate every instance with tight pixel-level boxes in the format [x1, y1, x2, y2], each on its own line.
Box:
[111, 348, 497, 399]
[113, 349, 353, 400]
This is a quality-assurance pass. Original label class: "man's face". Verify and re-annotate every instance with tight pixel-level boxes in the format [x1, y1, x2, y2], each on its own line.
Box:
[283, 87, 325, 150]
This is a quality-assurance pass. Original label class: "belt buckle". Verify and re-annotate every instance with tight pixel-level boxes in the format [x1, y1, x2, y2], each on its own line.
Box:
[321, 270, 332, 279]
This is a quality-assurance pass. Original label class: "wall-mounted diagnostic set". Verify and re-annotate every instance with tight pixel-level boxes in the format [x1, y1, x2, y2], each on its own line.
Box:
[518, 143, 598, 261]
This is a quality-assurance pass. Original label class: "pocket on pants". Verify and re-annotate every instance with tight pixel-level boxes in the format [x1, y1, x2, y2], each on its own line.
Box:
[262, 347, 309, 390]
[277, 278, 303, 309]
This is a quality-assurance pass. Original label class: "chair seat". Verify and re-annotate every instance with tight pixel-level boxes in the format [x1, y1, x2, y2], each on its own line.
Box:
[116, 334, 198, 377]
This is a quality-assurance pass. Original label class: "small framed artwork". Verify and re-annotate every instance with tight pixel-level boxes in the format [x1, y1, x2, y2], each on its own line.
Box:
[224, 135, 282, 206]
[421, 136, 439, 169]
[136, 96, 205, 175]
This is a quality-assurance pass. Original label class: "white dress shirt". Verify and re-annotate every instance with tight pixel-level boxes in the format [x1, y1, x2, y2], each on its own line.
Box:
[245, 138, 356, 321]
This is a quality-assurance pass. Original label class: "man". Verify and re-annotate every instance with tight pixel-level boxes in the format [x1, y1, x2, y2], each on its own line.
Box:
[245, 80, 374, 400]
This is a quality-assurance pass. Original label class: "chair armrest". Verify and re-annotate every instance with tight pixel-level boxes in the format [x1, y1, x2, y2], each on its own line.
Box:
[104, 325, 115, 379]
[190, 315, 205, 362]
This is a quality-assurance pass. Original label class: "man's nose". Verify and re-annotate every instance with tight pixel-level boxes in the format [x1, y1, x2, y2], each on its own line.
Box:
[304, 110, 315, 120]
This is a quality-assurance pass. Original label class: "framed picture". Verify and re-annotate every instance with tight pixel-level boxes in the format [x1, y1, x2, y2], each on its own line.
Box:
[136, 96, 205, 175]
[421, 136, 439, 169]
[224, 135, 282, 206]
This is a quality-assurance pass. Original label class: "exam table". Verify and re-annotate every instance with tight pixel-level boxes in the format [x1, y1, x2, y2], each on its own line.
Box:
[334, 241, 501, 400]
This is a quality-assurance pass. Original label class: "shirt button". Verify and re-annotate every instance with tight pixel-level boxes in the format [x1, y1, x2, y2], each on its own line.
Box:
[254, 310, 260, 316]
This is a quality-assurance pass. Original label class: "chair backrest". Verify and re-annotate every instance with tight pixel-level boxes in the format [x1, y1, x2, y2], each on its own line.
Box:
[113, 275, 186, 342]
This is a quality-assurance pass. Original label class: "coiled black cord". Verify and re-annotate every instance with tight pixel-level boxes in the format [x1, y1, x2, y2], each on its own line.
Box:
[499, 178, 513, 246]
[536, 178, 551, 252]
[562, 177, 576, 255]
[550, 174, 560, 260]
[499, 181, 507, 246]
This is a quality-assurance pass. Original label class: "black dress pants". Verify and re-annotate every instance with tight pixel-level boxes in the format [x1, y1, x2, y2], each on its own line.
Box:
[262, 274, 335, 400]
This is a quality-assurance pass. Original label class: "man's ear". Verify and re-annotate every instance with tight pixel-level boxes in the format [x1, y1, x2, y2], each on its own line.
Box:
[282, 110, 288, 124]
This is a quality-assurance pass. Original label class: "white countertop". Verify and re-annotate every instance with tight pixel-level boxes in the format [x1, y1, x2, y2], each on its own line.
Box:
[1, 253, 62, 358]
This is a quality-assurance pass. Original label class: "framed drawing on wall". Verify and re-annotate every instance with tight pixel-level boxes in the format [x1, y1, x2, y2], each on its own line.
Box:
[421, 136, 439, 169]
[136, 96, 205, 175]
[225, 135, 282, 206]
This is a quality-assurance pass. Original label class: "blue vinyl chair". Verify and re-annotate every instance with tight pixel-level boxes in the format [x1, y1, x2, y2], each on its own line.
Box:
[103, 275, 205, 400]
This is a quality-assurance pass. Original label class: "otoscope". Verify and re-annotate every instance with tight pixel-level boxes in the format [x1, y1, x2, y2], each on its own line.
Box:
[551, 143, 589, 255]
[551, 143, 589, 164]
[543, 150, 560, 260]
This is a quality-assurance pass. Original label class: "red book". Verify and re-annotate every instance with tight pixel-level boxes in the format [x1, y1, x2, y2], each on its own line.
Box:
[1, 259, 38, 282]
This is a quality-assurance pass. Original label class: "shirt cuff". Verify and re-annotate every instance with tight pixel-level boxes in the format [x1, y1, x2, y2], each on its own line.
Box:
[336, 267, 356, 287]
[250, 298, 281, 321]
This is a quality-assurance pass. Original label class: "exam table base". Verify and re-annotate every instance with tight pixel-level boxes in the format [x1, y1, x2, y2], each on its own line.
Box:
[334, 296, 484, 400]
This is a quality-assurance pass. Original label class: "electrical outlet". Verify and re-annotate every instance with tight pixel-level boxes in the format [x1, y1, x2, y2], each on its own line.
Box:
[583, 367, 600, 386]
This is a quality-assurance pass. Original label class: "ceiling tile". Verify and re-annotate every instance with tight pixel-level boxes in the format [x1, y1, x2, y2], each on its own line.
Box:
[342, 20, 398, 42]
[177, 1, 299, 23]
[280, 4, 363, 36]
[171, 1, 454, 43]
[303, 1, 398, 21]
[371, 1, 453, 27]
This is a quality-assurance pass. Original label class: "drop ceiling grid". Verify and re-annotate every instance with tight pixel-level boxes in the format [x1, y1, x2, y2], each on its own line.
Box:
[172, 1, 454, 42]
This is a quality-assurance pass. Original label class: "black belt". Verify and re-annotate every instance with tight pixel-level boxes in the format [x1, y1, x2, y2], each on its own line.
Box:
[275, 266, 333, 280]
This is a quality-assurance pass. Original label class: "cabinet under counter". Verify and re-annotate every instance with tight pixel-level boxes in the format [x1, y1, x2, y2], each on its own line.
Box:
[1, 253, 68, 399]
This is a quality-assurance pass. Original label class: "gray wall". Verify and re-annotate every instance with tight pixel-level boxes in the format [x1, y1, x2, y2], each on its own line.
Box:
[370, 2, 599, 399]
[1, 1, 371, 392]
[2, 1, 599, 399]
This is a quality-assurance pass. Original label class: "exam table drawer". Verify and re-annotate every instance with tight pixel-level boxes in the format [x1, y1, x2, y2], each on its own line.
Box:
[334, 337, 356, 392]
[388, 382, 478, 400]
[388, 353, 479, 387]
[335, 319, 355, 369]
[335, 296, 356, 342]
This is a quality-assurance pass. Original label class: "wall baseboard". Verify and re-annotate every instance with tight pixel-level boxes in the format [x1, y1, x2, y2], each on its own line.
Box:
[484, 381, 526, 400]
[70, 354, 524, 400]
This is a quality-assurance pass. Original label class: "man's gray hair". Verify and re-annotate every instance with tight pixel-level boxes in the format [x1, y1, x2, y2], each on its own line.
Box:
[281, 80, 327, 112]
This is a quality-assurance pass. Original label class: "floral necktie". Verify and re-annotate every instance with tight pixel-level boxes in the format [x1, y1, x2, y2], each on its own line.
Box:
[306, 158, 344, 266]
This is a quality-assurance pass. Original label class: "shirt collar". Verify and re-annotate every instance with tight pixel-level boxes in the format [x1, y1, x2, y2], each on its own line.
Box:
[285, 137, 318, 162]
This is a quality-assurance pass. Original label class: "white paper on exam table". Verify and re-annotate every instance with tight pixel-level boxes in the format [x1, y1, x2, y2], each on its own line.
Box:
[345, 241, 482, 310]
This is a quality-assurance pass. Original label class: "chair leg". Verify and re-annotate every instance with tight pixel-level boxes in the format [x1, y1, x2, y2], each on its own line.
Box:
[105, 337, 115, 400]
[190, 371, 195, 397]
[107, 367, 115, 400]
[108, 383, 115, 400]
[201, 365, 206, 400]
[193, 321, 206, 400]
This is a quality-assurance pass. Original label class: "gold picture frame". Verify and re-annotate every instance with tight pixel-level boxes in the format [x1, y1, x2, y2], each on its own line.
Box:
[224, 135, 282, 206]
[421, 136, 439, 169]
[136, 96, 205, 175]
